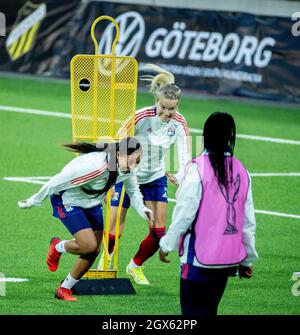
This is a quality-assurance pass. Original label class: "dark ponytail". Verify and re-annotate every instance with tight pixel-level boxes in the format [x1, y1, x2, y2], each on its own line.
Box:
[203, 112, 236, 189]
[63, 137, 141, 197]
[63, 141, 109, 154]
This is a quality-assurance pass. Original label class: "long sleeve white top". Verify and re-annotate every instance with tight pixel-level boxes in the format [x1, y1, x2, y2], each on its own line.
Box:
[159, 162, 259, 268]
[120, 106, 191, 185]
[26, 151, 150, 220]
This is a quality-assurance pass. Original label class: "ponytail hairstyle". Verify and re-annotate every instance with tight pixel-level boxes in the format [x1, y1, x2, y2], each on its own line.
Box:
[203, 112, 236, 189]
[141, 64, 182, 101]
[63, 137, 141, 197]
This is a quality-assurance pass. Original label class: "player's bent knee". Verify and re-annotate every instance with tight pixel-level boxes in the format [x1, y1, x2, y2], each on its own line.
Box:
[80, 241, 98, 255]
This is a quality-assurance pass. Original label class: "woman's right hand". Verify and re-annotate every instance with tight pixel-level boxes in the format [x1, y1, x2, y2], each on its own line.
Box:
[145, 208, 155, 226]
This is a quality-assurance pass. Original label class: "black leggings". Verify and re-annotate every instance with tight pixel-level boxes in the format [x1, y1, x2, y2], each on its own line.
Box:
[180, 267, 236, 316]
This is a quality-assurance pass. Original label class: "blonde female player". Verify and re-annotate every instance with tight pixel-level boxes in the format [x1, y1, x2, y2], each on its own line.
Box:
[18, 137, 154, 301]
[98, 64, 191, 285]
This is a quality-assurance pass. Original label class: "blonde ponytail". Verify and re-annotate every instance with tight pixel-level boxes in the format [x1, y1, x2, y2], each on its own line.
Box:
[141, 64, 182, 100]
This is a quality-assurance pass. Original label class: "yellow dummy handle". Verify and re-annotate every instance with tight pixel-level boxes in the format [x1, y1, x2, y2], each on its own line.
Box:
[90, 15, 120, 55]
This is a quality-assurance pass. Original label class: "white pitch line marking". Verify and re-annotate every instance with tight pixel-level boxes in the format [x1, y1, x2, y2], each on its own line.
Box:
[0, 105, 122, 124]
[0, 278, 29, 282]
[4, 172, 300, 184]
[2, 177, 47, 185]
[3, 176, 300, 221]
[254, 210, 300, 220]
[250, 173, 300, 177]
[3, 176, 52, 180]
[190, 128, 300, 145]
[168, 199, 300, 220]
[0, 105, 70, 118]
[1, 105, 300, 145]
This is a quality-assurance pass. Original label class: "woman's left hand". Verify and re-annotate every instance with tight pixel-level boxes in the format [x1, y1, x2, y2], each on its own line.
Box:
[159, 249, 171, 263]
[238, 265, 253, 279]
[166, 172, 178, 185]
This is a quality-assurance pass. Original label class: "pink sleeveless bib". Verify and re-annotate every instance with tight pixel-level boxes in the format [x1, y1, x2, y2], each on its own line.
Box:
[188, 154, 249, 266]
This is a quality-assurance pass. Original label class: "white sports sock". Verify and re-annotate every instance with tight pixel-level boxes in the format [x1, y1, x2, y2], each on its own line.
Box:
[129, 259, 141, 268]
[55, 240, 68, 253]
[61, 273, 79, 290]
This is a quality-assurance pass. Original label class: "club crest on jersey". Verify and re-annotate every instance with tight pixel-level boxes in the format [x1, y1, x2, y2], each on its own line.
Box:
[167, 128, 176, 136]
[112, 192, 119, 201]
[64, 205, 74, 212]
[5, 2, 47, 61]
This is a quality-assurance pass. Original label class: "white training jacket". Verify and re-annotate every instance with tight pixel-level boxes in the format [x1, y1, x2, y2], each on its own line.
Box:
[159, 162, 259, 268]
[25, 151, 150, 220]
[122, 106, 191, 185]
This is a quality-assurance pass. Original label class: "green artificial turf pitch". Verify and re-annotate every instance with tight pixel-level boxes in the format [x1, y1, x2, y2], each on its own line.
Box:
[0, 75, 299, 315]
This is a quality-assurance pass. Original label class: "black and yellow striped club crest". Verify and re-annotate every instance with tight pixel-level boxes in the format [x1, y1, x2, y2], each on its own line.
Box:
[5, 2, 46, 61]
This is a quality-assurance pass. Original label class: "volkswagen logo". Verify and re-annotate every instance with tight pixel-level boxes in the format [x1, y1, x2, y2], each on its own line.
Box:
[98, 11, 145, 57]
